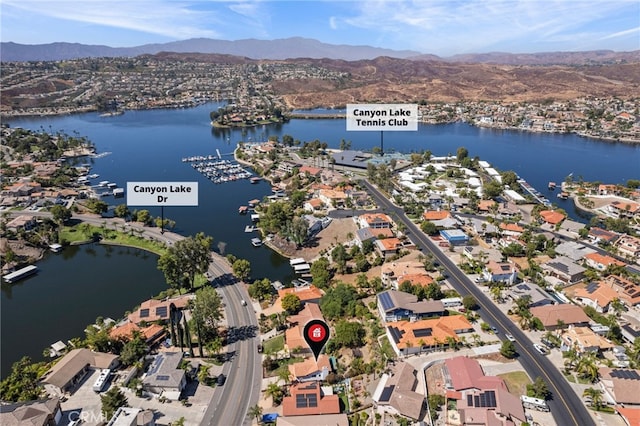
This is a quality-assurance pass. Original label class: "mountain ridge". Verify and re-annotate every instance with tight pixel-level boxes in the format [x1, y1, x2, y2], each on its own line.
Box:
[1, 38, 637, 65]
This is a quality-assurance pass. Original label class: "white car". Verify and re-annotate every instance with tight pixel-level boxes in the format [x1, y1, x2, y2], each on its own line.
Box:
[505, 334, 516, 342]
[533, 343, 549, 355]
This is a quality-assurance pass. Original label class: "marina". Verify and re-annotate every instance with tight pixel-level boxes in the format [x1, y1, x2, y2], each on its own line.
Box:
[188, 158, 253, 184]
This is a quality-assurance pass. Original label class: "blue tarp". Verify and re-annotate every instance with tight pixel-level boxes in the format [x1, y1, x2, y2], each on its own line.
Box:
[262, 413, 278, 423]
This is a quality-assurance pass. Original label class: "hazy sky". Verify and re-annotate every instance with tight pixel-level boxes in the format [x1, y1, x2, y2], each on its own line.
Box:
[2, 0, 639, 56]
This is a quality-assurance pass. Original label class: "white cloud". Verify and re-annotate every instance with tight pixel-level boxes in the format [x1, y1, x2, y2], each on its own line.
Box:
[600, 26, 640, 40]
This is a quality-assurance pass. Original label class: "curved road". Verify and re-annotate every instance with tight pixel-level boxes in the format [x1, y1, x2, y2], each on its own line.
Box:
[360, 180, 595, 426]
[26, 212, 262, 426]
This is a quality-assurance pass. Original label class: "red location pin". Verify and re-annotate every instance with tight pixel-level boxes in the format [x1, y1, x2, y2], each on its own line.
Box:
[303, 319, 330, 361]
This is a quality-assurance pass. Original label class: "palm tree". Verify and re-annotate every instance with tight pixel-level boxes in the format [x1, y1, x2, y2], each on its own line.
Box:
[582, 387, 604, 410]
[264, 383, 284, 406]
[247, 404, 263, 424]
[277, 368, 292, 386]
[576, 353, 599, 383]
[417, 339, 426, 355]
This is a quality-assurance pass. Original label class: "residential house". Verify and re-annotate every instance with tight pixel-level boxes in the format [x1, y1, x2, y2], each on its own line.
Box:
[5, 214, 37, 232]
[423, 210, 458, 228]
[598, 184, 619, 196]
[530, 304, 591, 330]
[482, 261, 518, 285]
[381, 261, 428, 288]
[298, 165, 322, 178]
[462, 246, 503, 264]
[355, 227, 376, 248]
[541, 256, 586, 284]
[608, 200, 640, 219]
[282, 382, 341, 417]
[478, 200, 497, 212]
[439, 229, 469, 245]
[303, 198, 324, 213]
[0, 398, 62, 426]
[385, 316, 473, 356]
[358, 213, 394, 229]
[539, 210, 566, 226]
[42, 349, 119, 396]
[377, 290, 445, 322]
[560, 326, 614, 354]
[499, 223, 525, 237]
[555, 241, 596, 262]
[278, 161, 302, 174]
[616, 235, 640, 260]
[278, 286, 324, 307]
[106, 407, 155, 426]
[395, 273, 434, 289]
[507, 283, 556, 308]
[588, 227, 619, 245]
[109, 322, 166, 345]
[573, 281, 620, 313]
[444, 357, 526, 426]
[372, 362, 425, 420]
[142, 352, 186, 400]
[286, 303, 324, 355]
[288, 355, 332, 382]
[318, 189, 347, 208]
[603, 275, 640, 307]
[599, 367, 640, 407]
[127, 295, 192, 325]
[584, 252, 626, 271]
[375, 238, 406, 259]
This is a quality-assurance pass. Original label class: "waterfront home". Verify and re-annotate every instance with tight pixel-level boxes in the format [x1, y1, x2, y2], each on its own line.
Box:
[41, 349, 119, 396]
[127, 294, 192, 325]
[282, 382, 340, 417]
[5, 214, 37, 232]
[372, 362, 425, 421]
[530, 304, 591, 330]
[377, 290, 444, 322]
[109, 322, 166, 345]
[0, 398, 61, 426]
[277, 286, 324, 306]
[318, 188, 347, 208]
[587, 227, 620, 245]
[608, 200, 640, 219]
[142, 352, 186, 400]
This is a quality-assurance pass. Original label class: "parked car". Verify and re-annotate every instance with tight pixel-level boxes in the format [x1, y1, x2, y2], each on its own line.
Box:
[216, 374, 226, 386]
[491, 326, 499, 334]
[533, 343, 549, 355]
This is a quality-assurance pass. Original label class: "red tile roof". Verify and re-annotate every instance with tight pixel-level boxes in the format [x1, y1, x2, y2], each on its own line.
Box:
[540, 210, 566, 225]
[282, 382, 340, 416]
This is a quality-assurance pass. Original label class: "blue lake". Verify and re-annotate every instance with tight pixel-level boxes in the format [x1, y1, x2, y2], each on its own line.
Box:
[2, 103, 638, 376]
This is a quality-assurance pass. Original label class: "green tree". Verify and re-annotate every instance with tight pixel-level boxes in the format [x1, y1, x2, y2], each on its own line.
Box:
[583, 387, 604, 410]
[157, 233, 213, 291]
[191, 286, 224, 341]
[500, 340, 517, 358]
[0, 357, 44, 402]
[265, 382, 284, 405]
[334, 320, 366, 348]
[420, 220, 438, 235]
[249, 278, 274, 302]
[232, 258, 252, 282]
[84, 198, 109, 214]
[50, 204, 72, 223]
[248, 404, 263, 423]
[456, 146, 469, 162]
[310, 257, 332, 288]
[462, 295, 478, 311]
[101, 386, 128, 419]
[281, 293, 302, 315]
[113, 204, 130, 218]
[119, 332, 147, 366]
[527, 377, 550, 400]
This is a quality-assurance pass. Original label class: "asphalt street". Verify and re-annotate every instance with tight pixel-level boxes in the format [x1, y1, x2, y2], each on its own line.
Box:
[360, 180, 595, 426]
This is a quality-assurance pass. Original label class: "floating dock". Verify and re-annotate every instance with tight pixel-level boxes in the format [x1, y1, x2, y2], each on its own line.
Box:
[3, 265, 38, 283]
[187, 158, 253, 184]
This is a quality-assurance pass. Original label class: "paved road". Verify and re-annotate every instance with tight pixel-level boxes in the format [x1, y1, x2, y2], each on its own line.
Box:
[24, 212, 262, 426]
[360, 180, 595, 426]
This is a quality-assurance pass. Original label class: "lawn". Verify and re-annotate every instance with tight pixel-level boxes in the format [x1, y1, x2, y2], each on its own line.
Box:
[263, 335, 285, 354]
[59, 223, 168, 255]
[498, 371, 531, 396]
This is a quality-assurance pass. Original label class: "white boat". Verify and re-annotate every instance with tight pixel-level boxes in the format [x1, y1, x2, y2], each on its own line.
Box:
[251, 238, 263, 247]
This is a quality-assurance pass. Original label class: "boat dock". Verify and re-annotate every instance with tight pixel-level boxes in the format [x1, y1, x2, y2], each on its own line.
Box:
[517, 179, 552, 207]
[2, 265, 38, 283]
[251, 238, 263, 247]
[187, 158, 253, 184]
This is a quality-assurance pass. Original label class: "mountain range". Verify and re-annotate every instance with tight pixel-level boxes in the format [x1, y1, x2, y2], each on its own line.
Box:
[1, 37, 637, 65]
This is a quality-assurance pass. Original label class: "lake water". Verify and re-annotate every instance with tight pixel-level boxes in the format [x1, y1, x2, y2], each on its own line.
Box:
[3, 103, 638, 377]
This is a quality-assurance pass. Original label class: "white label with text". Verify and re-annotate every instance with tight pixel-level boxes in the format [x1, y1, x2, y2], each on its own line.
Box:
[346, 103, 418, 131]
[127, 182, 198, 206]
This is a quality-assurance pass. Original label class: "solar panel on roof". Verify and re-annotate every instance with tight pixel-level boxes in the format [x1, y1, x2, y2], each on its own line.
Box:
[478, 390, 497, 408]
[586, 282, 600, 294]
[379, 292, 395, 311]
[388, 326, 403, 343]
[156, 306, 168, 317]
[139, 308, 150, 318]
[296, 394, 307, 408]
[379, 385, 394, 402]
[413, 328, 433, 337]
[611, 369, 640, 380]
